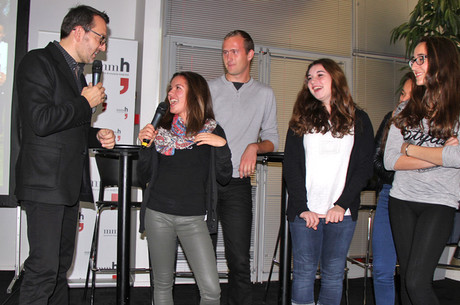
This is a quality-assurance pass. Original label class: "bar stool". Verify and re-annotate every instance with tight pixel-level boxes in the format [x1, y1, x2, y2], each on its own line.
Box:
[83, 152, 153, 304]
[345, 204, 376, 305]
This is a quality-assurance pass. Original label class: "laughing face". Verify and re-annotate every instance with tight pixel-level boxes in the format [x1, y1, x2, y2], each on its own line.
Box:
[411, 42, 429, 86]
[307, 64, 333, 108]
[168, 75, 189, 122]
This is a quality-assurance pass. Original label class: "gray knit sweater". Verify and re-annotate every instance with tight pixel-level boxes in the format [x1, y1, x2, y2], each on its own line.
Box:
[384, 102, 460, 209]
[208, 75, 279, 177]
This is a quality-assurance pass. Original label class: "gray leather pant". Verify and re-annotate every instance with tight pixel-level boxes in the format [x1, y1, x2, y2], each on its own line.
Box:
[145, 209, 220, 305]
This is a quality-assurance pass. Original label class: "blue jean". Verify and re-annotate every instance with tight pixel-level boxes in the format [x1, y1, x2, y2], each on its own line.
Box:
[290, 215, 356, 305]
[372, 184, 397, 305]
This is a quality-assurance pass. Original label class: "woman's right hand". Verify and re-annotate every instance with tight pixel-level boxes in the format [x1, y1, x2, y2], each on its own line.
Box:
[138, 124, 157, 147]
[299, 211, 321, 230]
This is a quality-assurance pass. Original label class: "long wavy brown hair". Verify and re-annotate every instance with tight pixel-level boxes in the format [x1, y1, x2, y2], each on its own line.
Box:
[393, 36, 460, 139]
[159, 71, 215, 136]
[289, 58, 356, 137]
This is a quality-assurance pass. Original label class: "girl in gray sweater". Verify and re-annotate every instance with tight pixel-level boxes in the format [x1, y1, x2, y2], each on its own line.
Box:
[384, 36, 460, 305]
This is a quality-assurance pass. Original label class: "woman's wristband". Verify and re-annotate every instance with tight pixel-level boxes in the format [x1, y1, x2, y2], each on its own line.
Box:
[405, 143, 411, 157]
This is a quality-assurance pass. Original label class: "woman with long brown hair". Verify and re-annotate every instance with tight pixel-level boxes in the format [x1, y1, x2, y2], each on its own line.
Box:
[283, 58, 374, 305]
[384, 36, 460, 305]
[137, 71, 232, 305]
[372, 71, 419, 305]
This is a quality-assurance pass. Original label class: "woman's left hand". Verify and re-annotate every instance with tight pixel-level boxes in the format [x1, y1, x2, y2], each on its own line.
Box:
[444, 136, 459, 146]
[325, 205, 345, 224]
[400, 142, 410, 155]
[195, 133, 227, 147]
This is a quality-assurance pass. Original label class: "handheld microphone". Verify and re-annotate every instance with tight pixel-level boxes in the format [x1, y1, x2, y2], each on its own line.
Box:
[142, 101, 169, 147]
[92, 60, 102, 85]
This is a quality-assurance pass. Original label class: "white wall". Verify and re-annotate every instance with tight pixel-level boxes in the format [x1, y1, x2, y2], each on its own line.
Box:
[0, 208, 18, 269]
[29, 0, 138, 49]
[138, 0, 164, 128]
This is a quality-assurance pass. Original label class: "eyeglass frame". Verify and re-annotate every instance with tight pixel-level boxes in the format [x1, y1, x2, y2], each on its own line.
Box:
[408, 54, 428, 68]
[88, 29, 107, 46]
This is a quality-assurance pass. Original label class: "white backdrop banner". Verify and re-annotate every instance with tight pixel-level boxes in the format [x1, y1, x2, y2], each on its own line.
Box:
[81, 37, 138, 284]
[87, 39, 137, 144]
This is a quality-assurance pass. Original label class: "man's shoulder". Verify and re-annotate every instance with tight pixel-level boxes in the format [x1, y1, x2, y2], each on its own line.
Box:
[208, 75, 226, 88]
[17, 43, 66, 85]
[247, 78, 274, 93]
[21, 43, 58, 66]
[242, 79, 276, 104]
[28, 42, 56, 56]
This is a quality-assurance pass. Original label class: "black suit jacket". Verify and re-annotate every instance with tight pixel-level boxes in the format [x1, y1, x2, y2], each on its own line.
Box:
[15, 42, 102, 205]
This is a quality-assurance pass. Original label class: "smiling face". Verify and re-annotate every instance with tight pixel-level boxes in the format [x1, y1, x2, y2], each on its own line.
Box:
[411, 42, 429, 86]
[222, 35, 254, 82]
[168, 75, 189, 122]
[307, 64, 333, 108]
[75, 15, 107, 63]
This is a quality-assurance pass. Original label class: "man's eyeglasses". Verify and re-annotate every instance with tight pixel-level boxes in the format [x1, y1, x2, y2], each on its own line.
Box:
[89, 29, 107, 46]
[408, 55, 428, 68]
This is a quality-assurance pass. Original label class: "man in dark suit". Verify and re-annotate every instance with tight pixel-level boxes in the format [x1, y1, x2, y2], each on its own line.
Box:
[15, 5, 115, 304]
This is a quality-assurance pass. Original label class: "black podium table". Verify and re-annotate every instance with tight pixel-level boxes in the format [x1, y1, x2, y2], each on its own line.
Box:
[257, 152, 290, 305]
[93, 144, 141, 305]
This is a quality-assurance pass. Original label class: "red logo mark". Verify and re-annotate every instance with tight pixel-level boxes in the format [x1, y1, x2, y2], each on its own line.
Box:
[120, 78, 129, 94]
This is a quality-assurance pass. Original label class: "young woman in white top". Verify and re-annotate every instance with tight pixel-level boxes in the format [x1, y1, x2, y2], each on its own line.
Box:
[284, 58, 374, 305]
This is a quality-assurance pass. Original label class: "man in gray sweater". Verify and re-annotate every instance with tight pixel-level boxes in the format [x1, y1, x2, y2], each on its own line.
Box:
[208, 30, 278, 305]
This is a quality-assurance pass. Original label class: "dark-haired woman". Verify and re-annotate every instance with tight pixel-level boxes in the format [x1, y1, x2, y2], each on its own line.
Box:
[384, 36, 460, 305]
[137, 71, 232, 305]
[283, 58, 374, 305]
[372, 72, 419, 305]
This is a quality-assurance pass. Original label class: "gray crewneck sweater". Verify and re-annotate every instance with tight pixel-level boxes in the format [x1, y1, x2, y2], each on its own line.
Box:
[208, 75, 279, 177]
[384, 102, 460, 209]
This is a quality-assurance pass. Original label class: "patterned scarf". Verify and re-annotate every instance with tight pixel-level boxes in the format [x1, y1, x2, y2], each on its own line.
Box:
[154, 115, 217, 155]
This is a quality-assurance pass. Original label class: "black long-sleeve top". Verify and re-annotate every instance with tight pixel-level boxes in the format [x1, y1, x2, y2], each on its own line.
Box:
[137, 125, 232, 233]
[373, 111, 395, 190]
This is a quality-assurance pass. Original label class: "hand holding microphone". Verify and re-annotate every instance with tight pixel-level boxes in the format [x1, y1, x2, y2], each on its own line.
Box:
[81, 83, 106, 108]
[141, 101, 169, 147]
[82, 60, 106, 108]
